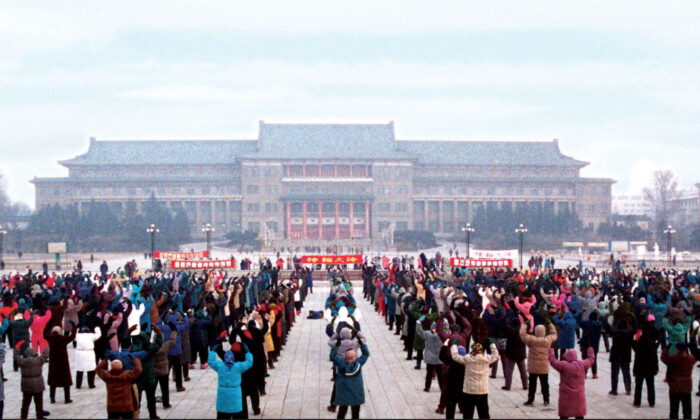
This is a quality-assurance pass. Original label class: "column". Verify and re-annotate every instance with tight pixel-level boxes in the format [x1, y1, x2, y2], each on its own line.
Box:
[318, 201, 323, 239]
[349, 202, 354, 238]
[302, 163, 306, 177]
[334, 164, 338, 177]
[335, 201, 340, 238]
[286, 202, 291, 239]
[364, 201, 370, 238]
[423, 200, 428, 230]
[302, 201, 308, 238]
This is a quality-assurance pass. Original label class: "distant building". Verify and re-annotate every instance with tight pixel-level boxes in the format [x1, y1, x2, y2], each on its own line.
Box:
[612, 194, 652, 217]
[31, 121, 615, 239]
[671, 185, 700, 227]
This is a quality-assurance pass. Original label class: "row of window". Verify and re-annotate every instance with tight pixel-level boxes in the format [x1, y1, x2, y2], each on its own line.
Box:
[413, 185, 575, 196]
[66, 185, 242, 197]
[246, 203, 280, 213]
[377, 202, 409, 213]
[376, 185, 409, 195]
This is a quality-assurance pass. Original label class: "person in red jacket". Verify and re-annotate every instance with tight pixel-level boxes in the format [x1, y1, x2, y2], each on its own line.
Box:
[661, 341, 696, 419]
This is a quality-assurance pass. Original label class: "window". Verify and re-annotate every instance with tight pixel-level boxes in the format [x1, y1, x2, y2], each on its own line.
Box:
[264, 185, 272, 194]
[414, 221, 425, 231]
[459, 187, 467, 194]
[246, 167, 259, 177]
[265, 203, 272, 213]
[201, 187, 210, 195]
[558, 188, 567, 195]
[396, 203, 409, 212]
[443, 186, 453, 195]
[186, 188, 196, 195]
[473, 188, 481, 196]
[246, 185, 259, 194]
[544, 188, 552, 196]
[379, 186, 391, 195]
[396, 221, 408, 231]
[248, 222, 260, 232]
[378, 203, 391, 212]
[517, 187, 525, 195]
[396, 185, 408, 195]
[531, 188, 539, 196]
[378, 221, 391, 231]
[487, 188, 495, 196]
[589, 204, 595, 213]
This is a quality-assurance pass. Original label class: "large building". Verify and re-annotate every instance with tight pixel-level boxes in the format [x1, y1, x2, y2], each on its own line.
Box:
[612, 194, 653, 217]
[671, 185, 700, 228]
[32, 122, 614, 241]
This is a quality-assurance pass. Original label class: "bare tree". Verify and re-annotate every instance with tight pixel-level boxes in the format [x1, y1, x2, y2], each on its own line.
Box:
[643, 169, 680, 238]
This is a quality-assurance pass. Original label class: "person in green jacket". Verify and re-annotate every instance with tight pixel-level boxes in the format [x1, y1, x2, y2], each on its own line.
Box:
[663, 314, 691, 355]
[131, 325, 163, 419]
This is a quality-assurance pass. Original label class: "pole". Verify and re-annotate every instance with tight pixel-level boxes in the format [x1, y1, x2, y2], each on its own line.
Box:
[466, 229, 471, 259]
[151, 230, 155, 270]
[207, 229, 211, 259]
[519, 231, 523, 268]
[0, 229, 4, 264]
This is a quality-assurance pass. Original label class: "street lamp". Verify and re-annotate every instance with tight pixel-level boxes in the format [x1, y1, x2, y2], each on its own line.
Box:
[146, 224, 159, 270]
[202, 223, 215, 259]
[515, 224, 528, 269]
[0, 226, 7, 265]
[461, 223, 475, 259]
[664, 225, 676, 265]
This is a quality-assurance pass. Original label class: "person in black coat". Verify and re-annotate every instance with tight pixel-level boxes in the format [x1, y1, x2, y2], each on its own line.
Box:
[579, 311, 603, 378]
[632, 320, 659, 407]
[503, 315, 527, 390]
[439, 340, 465, 419]
[604, 318, 635, 395]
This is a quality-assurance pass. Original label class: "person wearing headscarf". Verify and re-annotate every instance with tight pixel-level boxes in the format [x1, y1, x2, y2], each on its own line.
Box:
[548, 347, 596, 419]
[14, 339, 50, 419]
[450, 340, 499, 419]
[329, 336, 371, 419]
[96, 357, 143, 419]
[208, 341, 253, 419]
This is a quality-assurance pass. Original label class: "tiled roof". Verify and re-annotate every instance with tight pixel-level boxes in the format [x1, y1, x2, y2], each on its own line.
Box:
[58, 123, 588, 168]
[397, 139, 588, 167]
[250, 122, 413, 160]
[60, 139, 258, 166]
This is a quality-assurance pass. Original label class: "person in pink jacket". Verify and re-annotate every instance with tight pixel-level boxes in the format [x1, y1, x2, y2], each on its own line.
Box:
[548, 347, 595, 419]
[27, 309, 52, 353]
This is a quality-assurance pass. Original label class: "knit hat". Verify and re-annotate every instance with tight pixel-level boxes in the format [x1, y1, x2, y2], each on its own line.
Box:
[647, 314, 656, 322]
[450, 324, 461, 333]
[457, 346, 467, 356]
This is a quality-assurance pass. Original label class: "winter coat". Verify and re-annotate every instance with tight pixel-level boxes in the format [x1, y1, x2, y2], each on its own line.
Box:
[632, 331, 659, 378]
[331, 344, 370, 406]
[190, 315, 212, 349]
[74, 329, 102, 372]
[155, 331, 177, 377]
[553, 311, 577, 350]
[417, 325, 443, 365]
[46, 328, 77, 387]
[14, 346, 50, 394]
[0, 345, 4, 401]
[605, 322, 634, 364]
[579, 317, 603, 352]
[132, 331, 162, 389]
[63, 299, 84, 333]
[439, 342, 465, 402]
[208, 350, 254, 414]
[505, 321, 526, 362]
[661, 349, 697, 393]
[179, 317, 194, 364]
[663, 316, 691, 355]
[520, 323, 557, 374]
[450, 343, 499, 395]
[96, 358, 143, 414]
[10, 318, 33, 354]
[549, 347, 595, 418]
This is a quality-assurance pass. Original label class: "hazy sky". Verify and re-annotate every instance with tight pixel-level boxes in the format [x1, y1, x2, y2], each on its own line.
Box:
[2, 2, 700, 207]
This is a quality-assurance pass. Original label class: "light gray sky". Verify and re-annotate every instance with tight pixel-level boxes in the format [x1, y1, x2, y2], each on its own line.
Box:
[2, 1, 700, 207]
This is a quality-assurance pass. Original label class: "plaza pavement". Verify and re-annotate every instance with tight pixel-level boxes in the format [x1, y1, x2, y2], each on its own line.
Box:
[0, 284, 686, 419]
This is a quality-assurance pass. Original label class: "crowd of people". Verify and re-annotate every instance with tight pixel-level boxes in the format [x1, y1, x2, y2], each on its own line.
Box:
[0, 259, 312, 419]
[2, 251, 700, 419]
[363, 252, 700, 419]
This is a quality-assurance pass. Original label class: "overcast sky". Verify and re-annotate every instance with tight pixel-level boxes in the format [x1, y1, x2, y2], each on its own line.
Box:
[2, 1, 699, 207]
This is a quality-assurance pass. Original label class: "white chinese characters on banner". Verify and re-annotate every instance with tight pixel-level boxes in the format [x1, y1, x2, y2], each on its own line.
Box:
[170, 259, 235, 270]
[155, 251, 208, 260]
[469, 249, 519, 260]
[450, 258, 513, 268]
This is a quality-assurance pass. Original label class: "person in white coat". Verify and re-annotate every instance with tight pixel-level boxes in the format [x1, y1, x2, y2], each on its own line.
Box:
[450, 341, 500, 419]
[74, 326, 102, 389]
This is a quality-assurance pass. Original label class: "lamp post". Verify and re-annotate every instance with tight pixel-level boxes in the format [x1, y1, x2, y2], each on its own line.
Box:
[515, 224, 528, 269]
[0, 226, 7, 265]
[664, 225, 676, 265]
[461, 223, 475, 259]
[146, 224, 159, 270]
[202, 223, 215, 259]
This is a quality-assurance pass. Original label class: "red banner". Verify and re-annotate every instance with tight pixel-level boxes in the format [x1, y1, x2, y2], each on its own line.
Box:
[301, 255, 363, 265]
[170, 259, 234, 270]
[450, 258, 513, 268]
[155, 251, 208, 260]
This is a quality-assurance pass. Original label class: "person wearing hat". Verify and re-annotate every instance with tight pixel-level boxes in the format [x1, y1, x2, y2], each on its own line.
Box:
[330, 336, 371, 419]
[418, 319, 444, 392]
[208, 341, 253, 419]
[661, 341, 696, 419]
[45, 322, 77, 404]
[14, 338, 51, 419]
[520, 320, 557, 407]
[548, 346, 596, 419]
[96, 356, 143, 419]
[450, 339, 499, 419]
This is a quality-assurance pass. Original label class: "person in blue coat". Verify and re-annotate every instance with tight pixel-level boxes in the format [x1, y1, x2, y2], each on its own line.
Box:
[208, 343, 253, 419]
[330, 339, 370, 419]
[553, 311, 578, 360]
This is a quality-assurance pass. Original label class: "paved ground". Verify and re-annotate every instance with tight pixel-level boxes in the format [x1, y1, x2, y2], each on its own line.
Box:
[0, 285, 688, 419]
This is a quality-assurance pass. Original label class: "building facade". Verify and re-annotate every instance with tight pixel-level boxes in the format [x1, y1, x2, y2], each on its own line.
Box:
[671, 185, 700, 228]
[612, 194, 653, 217]
[32, 122, 614, 240]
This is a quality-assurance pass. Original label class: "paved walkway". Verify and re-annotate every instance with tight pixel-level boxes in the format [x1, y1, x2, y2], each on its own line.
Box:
[1, 286, 684, 418]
